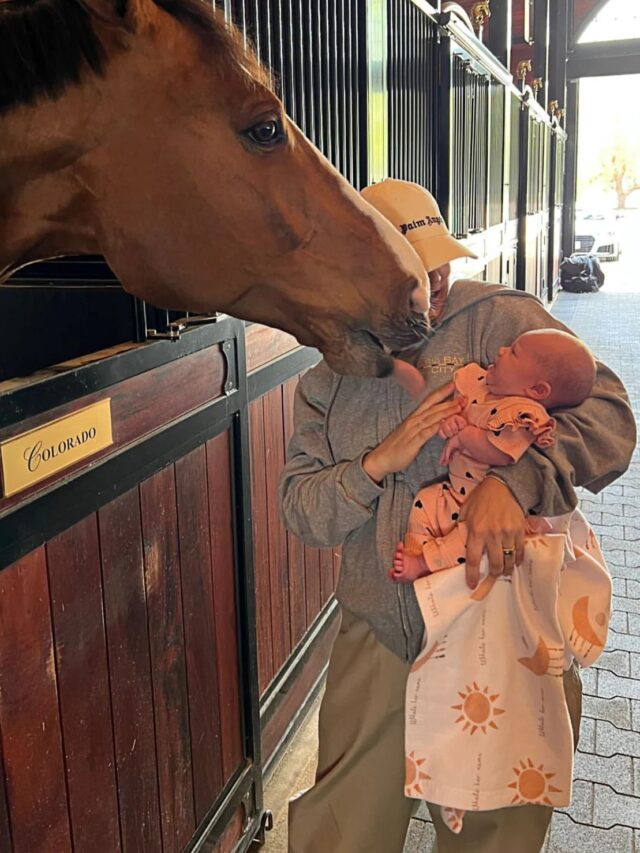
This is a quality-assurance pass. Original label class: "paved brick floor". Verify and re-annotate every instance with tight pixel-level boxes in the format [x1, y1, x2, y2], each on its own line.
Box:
[406, 282, 640, 852]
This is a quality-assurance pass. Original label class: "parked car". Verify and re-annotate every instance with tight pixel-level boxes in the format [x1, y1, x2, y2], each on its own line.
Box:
[574, 212, 621, 261]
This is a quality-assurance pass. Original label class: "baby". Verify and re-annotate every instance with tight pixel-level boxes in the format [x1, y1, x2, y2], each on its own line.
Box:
[390, 329, 610, 836]
[390, 328, 597, 581]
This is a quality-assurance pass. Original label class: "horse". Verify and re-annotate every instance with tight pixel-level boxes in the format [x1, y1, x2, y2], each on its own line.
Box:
[0, 0, 429, 377]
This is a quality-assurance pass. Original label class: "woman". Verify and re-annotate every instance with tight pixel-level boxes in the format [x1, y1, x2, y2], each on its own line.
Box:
[279, 179, 635, 853]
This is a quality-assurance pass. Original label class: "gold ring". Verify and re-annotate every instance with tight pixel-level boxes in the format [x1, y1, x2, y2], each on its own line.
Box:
[502, 548, 515, 557]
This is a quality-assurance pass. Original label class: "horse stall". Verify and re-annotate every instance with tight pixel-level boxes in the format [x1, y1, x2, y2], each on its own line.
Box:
[0, 3, 566, 852]
[516, 91, 554, 299]
[547, 125, 568, 302]
[437, 12, 511, 285]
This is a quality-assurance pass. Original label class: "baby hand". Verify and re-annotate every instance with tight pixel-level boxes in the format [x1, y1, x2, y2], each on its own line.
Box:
[439, 434, 462, 466]
[438, 414, 467, 440]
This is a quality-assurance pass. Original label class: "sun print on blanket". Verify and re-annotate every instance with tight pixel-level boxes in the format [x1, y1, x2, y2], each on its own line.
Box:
[451, 682, 505, 734]
[570, 595, 607, 659]
[507, 759, 562, 805]
[405, 752, 431, 796]
[518, 636, 564, 677]
[410, 637, 448, 673]
[441, 807, 465, 834]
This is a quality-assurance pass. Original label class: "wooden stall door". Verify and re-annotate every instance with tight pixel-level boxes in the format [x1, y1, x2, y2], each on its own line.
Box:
[249, 376, 339, 701]
[0, 432, 244, 853]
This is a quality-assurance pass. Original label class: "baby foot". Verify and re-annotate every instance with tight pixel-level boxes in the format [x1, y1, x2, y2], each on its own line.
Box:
[388, 542, 430, 583]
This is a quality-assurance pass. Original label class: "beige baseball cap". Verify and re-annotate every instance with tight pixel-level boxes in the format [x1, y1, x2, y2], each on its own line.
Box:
[360, 178, 477, 272]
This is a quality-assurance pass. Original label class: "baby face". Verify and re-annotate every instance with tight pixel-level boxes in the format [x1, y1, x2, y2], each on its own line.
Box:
[485, 334, 544, 398]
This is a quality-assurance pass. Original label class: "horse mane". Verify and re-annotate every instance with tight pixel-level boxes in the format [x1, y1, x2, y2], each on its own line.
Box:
[0, 0, 270, 117]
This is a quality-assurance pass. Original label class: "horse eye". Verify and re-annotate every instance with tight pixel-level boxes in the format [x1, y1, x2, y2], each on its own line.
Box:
[245, 118, 284, 147]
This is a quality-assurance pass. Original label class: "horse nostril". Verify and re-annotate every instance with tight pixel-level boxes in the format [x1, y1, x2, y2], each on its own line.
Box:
[409, 283, 429, 315]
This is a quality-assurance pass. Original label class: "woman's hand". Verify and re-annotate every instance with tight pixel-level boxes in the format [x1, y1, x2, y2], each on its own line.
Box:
[458, 477, 525, 588]
[363, 381, 461, 483]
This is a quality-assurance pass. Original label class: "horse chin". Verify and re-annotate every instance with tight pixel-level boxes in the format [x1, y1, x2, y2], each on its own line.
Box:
[319, 309, 429, 377]
[321, 329, 396, 378]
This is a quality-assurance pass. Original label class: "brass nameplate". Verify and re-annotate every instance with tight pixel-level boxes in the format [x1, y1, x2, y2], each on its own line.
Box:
[1, 399, 113, 497]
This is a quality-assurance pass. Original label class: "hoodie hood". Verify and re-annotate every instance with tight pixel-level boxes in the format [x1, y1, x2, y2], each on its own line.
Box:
[436, 280, 541, 329]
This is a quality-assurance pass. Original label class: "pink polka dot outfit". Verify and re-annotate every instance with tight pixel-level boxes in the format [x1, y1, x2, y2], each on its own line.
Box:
[404, 362, 556, 571]
[401, 364, 612, 833]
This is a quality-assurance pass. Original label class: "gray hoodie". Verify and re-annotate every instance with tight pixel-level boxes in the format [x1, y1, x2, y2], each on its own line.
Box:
[279, 281, 636, 661]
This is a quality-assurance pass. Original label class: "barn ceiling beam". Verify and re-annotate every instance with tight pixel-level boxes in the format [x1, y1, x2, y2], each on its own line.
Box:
[567, 38, 640, 78]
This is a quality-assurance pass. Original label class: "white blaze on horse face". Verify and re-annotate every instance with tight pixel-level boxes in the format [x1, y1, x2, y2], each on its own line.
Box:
[0, 0, 428, 377]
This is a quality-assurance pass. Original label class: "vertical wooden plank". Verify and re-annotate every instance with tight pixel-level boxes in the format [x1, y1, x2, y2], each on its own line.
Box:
[98, 489, 163, 853]
[304, 546, 322, 627]
[205, 432, 243, 783]
[46, 516, 121, 853]
[263, 387, 292, 676]
[282, 378, 307, 647]
[175, 446, 224, 822]
[0, 548, 73, 853]
[249, 398, 274, 694]
[0, 736, 13, 853]
[319, 548, 335, 606]
[332, 546, 342, 589]
[139, 467, 195, 851]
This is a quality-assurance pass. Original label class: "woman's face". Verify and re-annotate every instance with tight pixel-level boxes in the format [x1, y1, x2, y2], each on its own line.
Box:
[427, 263, 451, 323]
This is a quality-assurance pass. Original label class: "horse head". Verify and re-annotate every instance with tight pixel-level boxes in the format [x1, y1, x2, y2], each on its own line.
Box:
[0, 0, 429, 376]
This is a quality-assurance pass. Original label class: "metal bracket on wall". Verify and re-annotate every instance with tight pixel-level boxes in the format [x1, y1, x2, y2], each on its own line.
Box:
[146, 313, 222, 341]
[222, 338, 236, 395]
[248, 809, 274, 849]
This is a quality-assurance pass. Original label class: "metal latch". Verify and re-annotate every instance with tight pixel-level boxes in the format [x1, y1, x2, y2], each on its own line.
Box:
[146, 313, 222, 341]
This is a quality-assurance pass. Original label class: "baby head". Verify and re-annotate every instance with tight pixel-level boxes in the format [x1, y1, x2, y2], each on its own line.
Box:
[485, 329, 596, 409]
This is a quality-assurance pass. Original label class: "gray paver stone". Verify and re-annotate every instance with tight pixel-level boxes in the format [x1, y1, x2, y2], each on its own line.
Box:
[594, 719, 640, 759]
[546, 812, 633, 853]
[612, 595, 640, 615]
[592, 783, 639, 830]
[580, 716, 596, 753]
[573, 751, 634, 795]
[626, 579, 640, 599]
[596, 649, 630, 677]
[608, 609, 629, 633]
[598, 670, 640, 701]
[582, 695, 633, 729]
[605, 631, 640, 654]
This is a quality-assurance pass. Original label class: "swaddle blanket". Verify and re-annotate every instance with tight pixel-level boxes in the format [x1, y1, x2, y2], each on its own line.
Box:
[404, 511, 611, 833]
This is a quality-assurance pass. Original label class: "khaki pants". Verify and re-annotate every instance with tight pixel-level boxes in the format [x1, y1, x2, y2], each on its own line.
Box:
[288, 608, 582, 853]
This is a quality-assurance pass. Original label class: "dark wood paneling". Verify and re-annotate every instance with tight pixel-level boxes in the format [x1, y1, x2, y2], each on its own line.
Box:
[261, 609, 340, 767]
[205, 432, 244, 782]
[303, 546, 322, 627]
[0, 345, 226, 512]
[245, 325, 301, 373]
[0, 548, 73, 853]
[249, 397, 275, 694]
[319, 548, 335, 607]
[98, 489, 163, 853]
[332, 546, 342, 590]
[0, 736, 12, 853]
[212, 806, 244, 853]
[282, 377, 307, 648]
[46, 517, 121, 853]
[175, 447, 225, 823]
[263, 387, 292, 675]
[139, 467, 195, 851]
